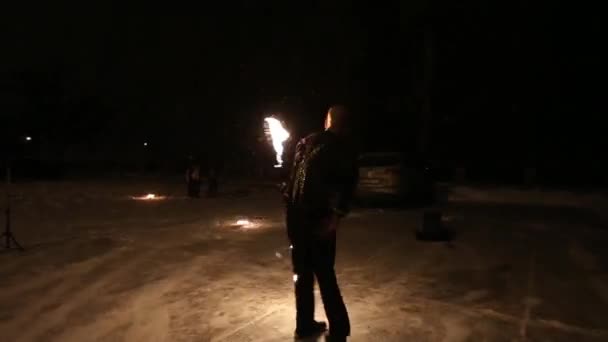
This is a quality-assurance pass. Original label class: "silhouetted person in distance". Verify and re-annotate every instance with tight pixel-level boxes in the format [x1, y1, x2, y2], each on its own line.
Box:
[283, 105, 358, 341]
[185, 157, 201, 198]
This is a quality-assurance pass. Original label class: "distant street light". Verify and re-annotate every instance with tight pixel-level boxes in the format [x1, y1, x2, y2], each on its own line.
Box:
[25, 136, 32, 142]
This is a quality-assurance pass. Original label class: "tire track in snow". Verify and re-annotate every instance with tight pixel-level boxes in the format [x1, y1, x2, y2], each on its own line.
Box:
[8, 248, 153, 342]
[0, 247, 121, 305]
[0, 248, 130, 339]
[54, 258, 205, 342]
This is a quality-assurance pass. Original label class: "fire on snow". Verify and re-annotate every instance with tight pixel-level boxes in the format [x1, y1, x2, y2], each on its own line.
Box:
[264, 117, 290, 168]
[233, 219, 261, 229]
[131, 193, 166, 200]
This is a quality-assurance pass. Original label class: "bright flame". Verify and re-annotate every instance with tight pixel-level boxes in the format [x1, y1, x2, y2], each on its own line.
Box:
[293, 274, 299, 282]
[131, 193, 166, 200]
[233, 218, 260, 229]
[264, 117, 290, 168]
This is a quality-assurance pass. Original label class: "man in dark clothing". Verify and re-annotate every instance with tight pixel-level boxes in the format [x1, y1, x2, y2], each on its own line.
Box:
[185, 157, 201, 198]
[283, 105, 358, 341]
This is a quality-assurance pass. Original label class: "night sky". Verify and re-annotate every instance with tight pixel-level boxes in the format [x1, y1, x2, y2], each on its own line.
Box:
[1, 1, 604, 178]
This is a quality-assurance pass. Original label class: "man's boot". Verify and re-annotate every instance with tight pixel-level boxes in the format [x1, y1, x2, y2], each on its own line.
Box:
[295, 321, 327, 339]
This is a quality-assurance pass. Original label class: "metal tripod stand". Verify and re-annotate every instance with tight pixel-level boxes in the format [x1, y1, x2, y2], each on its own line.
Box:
[3, 166, 23, 251]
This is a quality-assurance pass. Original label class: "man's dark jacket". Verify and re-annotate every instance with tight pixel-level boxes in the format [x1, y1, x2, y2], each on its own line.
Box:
[283, 131, 358, 233]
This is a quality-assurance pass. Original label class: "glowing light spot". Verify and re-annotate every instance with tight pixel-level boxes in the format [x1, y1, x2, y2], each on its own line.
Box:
[25, 136, 32, 141]
[289, 245, 293, 250]
[131, 193, 166, 200]
[264, 117, 290, 168]
[232, 218, 261, 229]
[293, 274, 299, 282]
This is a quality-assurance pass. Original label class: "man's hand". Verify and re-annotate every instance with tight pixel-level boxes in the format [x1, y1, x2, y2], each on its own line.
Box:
[279, 182, 290, 204]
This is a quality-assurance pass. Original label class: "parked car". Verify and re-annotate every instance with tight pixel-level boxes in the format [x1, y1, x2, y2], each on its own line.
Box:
[355, 152, 434, 206]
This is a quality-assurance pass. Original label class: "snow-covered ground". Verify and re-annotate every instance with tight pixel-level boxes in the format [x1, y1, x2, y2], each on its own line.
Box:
[1, 181, 608, 341]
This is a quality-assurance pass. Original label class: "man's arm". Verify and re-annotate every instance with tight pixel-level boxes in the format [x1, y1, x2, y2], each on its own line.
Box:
[327, 143, 358, 218]
[335, 148, 358, 217]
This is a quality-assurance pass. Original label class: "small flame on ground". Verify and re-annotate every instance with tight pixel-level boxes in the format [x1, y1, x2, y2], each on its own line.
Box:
[132, 193, 165, 200]
[264, 117, 290, 168]
[233, 218, 260, 229]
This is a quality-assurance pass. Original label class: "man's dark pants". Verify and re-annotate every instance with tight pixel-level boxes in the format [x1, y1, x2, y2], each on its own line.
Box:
[288, 210, 350, 336]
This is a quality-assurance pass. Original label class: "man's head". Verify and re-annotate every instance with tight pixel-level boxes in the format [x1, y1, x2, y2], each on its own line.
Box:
[324, 105, 351, 135]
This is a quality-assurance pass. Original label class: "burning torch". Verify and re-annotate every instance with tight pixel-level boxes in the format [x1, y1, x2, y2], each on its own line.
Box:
[263, 117, 290, 168]
[264, 117, 292, 200]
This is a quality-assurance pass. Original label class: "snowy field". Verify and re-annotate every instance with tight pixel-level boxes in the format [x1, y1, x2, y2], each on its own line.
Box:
[1, 181, 608, 341]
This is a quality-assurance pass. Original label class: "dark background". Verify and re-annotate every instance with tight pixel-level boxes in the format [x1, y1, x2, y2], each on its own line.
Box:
[1, 1, 604, 185]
